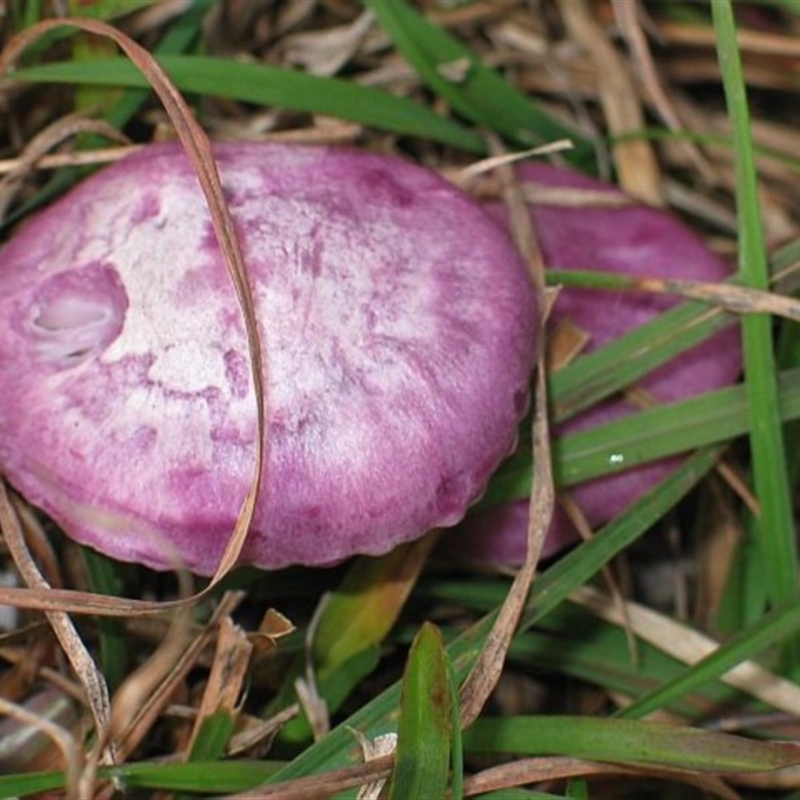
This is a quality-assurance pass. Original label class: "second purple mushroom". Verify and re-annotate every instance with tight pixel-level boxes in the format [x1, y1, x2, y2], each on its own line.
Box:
[452, 163, 742, 565]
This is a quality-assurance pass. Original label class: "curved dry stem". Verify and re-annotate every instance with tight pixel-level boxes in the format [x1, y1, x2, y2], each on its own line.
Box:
[459, 135, 554, 727]
[0, 480, 113, 762]
[0, 16, 265, 594]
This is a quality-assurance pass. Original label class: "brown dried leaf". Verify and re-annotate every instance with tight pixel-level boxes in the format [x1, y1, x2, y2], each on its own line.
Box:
[185, 615, 253, 758]
[109, 591, 245, 763]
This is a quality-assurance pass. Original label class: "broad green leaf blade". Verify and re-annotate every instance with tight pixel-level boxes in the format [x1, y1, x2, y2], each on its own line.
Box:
[389, 622, 452, 800]
[278, 537, 435, 745]
[10, 56, 485, 152]
[365, 0, 593, 164]
[314, 538, 437, 675]
[463, 716, 800, 773]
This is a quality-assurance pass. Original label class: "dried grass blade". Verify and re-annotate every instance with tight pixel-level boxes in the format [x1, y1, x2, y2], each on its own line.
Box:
[0, 111, 127, 217]
[461, 757, 739, 800]
[110, 591, 244, 763]
[558, 0, 662, 205]
[612, 0, 715, 184]
[458, 140, 554, 727]
[222, 753, 394, 800]
[573, 586, 800, 717]
[549, 268, 800, 322]
[0, 694, 81, 797]
[0, 480, 113, 763]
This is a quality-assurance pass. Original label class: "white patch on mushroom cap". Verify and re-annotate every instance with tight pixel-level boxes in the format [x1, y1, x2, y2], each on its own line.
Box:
[0, 142, 537, 574]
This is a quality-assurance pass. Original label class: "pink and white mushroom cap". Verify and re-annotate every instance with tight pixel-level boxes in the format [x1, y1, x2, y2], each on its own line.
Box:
[0, 141, 537, 575]
[453, 162, 742, 565]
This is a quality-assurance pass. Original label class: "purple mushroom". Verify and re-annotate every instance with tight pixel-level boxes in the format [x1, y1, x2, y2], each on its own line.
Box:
[452, 163, 742, 565]
[0, 141, 537, 575]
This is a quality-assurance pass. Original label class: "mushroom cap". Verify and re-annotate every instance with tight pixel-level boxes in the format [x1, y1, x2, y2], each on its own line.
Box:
[0, 142, 537, 574]
[452, 162, 741, 565]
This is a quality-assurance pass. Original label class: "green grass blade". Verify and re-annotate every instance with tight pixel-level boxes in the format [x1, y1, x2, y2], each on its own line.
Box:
[550, 301, 736, 423]
[418, 589, 760, 722]
[365, 0, 593, 164]
[463, 716, 800, 773]
[10, 56, 485, 152]
[477, 792, 567, 800]
[712, 3, 799, 626]
[448, 647, 464, 800]
[186, 710, 236, 763]
[0, 759, 283, 796]
[277, 647, 381, 747]
[483, 364, 800, 508]
[80, 549, 128, 692]
[523, 448, 722, 629]
[101, 0, 211, 131]
[8, 0, 47, 30]
[65, 0, 157, 21]
[714, 528, 768, 636]
[277, 541, 432, 746]
[510, 624, 744, 721]
[313, 542, 433, 675]
[389, 622, 452, 800]
[557, 366, 800, 486]
[0, 3, 211, 233]
[618, 592, 800, 721]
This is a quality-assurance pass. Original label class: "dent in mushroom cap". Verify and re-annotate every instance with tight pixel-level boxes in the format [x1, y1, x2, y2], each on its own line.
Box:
[0, 141, 537, 574]
[451, 162, 741, 566]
